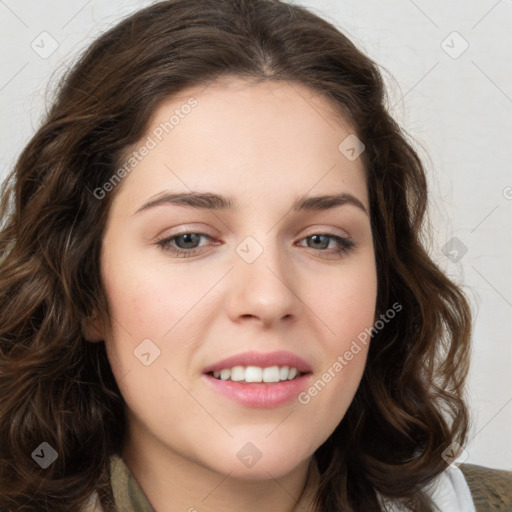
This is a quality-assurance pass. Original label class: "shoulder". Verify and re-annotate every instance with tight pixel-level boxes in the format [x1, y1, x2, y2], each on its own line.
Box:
[459, 463, 512, 511]
[425, 463, 512, 512]
[381, 463, 511, 512]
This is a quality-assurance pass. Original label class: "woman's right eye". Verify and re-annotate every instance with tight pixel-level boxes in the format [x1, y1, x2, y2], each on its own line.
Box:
[156, 233, 214, 257]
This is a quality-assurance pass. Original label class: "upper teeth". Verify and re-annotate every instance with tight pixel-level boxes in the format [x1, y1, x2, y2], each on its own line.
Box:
[212, 365, 299, 383]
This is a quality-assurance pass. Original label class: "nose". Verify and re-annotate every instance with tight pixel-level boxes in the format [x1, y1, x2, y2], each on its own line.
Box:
[224, 239, 303, 328]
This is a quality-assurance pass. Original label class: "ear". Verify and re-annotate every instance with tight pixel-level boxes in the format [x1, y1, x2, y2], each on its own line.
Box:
[82, 310, 105, 342]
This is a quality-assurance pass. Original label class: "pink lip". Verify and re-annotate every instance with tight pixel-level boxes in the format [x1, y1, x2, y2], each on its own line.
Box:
[202, 350, 313, 408]
[202, 374, 312, 408]
[202, 350, 313, 374]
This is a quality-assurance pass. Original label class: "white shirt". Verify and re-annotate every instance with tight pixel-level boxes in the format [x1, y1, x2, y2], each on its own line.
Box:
[380, 465, 476, 511]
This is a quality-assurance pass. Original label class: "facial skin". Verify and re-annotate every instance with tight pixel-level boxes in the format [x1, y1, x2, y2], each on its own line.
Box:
[89, 77, 377, 512]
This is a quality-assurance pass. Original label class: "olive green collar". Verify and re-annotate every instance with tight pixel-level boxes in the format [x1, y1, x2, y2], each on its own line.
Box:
[109, 454, 155, 511]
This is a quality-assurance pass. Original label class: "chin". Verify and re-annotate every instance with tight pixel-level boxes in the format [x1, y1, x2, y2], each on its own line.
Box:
[223, 457, 307, 481]
[198, 441, 313, 481]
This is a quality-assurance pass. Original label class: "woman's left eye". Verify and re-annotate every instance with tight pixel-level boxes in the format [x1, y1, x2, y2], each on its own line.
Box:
[296, 234, 355, 255]
[156, 232, 355, 258]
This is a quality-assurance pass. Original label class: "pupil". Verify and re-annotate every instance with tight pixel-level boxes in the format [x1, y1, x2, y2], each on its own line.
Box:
[178, 233, 199, 248]
[311, 235, 327, 248]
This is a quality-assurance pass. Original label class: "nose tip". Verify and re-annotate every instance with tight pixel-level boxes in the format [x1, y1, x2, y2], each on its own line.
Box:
[226, 246, 303, 326]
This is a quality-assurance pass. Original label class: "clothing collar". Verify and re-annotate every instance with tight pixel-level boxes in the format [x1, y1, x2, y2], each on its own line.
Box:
[109, 454, 155, 511]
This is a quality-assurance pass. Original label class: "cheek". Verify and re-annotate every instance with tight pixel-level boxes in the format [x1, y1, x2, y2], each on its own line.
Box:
[100, 247, 193, 336]
[299, 256, 376, 414]
[308, 256, 378, 349]
[99, 247, 209, 402]
[298, 280, 375, 438]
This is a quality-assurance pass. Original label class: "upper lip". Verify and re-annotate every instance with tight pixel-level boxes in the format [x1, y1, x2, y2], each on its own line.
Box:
[203, 350, 313, 374]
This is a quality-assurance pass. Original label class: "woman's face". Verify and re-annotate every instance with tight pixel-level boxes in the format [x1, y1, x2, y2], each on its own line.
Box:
[97, 77, 377, 479]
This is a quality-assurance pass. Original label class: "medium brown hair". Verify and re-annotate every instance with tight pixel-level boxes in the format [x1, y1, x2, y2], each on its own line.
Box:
[0, 1, 471, 510]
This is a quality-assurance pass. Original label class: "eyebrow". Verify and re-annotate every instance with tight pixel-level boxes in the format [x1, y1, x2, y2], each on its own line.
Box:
[133, 190, 368, 216]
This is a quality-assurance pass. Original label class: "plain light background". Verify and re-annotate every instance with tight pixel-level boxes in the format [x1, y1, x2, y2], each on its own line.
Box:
[0, 0, 511, 470]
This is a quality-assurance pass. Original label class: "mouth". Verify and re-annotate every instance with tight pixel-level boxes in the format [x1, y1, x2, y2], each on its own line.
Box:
[207, 365, 305, 383]
[202, 351, 313, 408]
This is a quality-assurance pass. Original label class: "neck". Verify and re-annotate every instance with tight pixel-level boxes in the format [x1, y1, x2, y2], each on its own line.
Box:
[121, 430, 320, 512]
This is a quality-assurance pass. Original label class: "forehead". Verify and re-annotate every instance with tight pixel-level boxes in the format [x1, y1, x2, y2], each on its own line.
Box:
[114, 77, 368, 210]
[148, 76, 356, 146]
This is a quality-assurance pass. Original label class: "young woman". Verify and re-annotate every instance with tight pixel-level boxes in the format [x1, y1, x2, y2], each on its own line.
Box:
[1, 1, 510, 511]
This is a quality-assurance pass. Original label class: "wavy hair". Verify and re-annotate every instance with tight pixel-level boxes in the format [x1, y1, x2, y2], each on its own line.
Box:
[0, 0, 471, 510]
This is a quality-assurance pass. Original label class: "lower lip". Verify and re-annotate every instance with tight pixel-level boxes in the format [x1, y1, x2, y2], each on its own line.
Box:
[203, 373, 312, 408]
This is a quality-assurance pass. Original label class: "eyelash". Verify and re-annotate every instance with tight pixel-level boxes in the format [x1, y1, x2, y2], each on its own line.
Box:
[155, 232, 356, 258]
